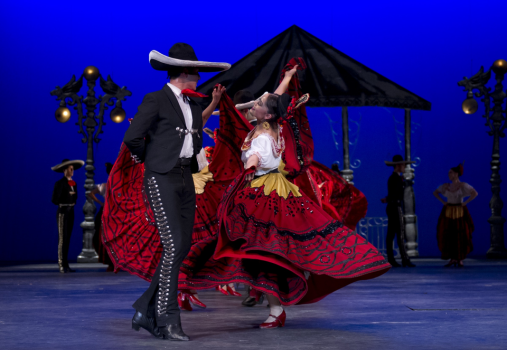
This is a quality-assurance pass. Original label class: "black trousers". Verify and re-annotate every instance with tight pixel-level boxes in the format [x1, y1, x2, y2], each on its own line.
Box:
[56, 206, 74, 268]
[132, 165, 195, 326]
[386, 205, 409, 262]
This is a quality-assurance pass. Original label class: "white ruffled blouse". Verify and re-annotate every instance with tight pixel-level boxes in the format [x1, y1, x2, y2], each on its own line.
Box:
[241, 131, 284, 176]
[437, 182, 475, 204]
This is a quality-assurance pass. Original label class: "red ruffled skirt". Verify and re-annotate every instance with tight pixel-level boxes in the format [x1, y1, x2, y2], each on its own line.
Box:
[180, 169, 390, 305]
[306, 161, 368, 229]
[437, 204, 474, 260]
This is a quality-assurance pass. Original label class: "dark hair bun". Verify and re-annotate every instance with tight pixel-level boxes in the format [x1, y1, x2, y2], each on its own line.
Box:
[276, 93, 292, 120]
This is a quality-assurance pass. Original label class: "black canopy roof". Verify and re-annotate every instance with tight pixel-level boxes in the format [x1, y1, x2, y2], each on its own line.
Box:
[197, 25, 431, 111]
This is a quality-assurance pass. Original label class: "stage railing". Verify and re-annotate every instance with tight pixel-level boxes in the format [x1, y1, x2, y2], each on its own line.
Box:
[357, 217, 410, 258]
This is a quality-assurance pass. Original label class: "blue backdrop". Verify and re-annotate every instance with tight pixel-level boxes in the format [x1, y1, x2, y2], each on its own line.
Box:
[1, 0, 505, 262]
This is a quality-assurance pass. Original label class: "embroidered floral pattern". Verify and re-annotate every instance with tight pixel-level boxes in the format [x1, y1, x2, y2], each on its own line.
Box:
[241, 125, 285, 158]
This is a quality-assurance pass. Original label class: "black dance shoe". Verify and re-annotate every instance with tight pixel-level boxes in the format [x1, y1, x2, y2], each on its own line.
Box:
[65, 267, 76, 273]
[159, 323, 190, 341]
[402, 260, 416, 268]
[242, 296, 257, 307]
[132, 311, 161, 338]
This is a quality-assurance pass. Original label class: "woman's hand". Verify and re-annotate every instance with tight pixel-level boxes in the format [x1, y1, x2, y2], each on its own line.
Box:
[245, 172, 255, 182]
[285, 65, 299, 78]
[212, 84, 226, 102]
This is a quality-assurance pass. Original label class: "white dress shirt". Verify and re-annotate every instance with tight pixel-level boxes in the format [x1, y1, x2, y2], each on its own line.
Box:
[167, 83, 194, 158]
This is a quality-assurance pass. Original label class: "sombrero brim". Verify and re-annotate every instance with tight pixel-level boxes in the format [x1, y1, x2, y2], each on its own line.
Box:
[385, 160, 415, 166]
[149, 50, 231, 73]
[235, 101, 255, 110]
[235, 92, 270, 110]
[51, 160, 85, 172]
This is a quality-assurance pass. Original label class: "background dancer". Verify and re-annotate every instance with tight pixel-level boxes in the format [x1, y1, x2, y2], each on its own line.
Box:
[51, 159, 84, 273]
[434, 163, 477, 267]
[382, 155, 416, 267]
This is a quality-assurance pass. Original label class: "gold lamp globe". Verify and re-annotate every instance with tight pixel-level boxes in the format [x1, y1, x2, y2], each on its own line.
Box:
[83, 66, 100, 81]
[462, 97, 478, 115]
[55, 106, 71, 123]
[492, 59, 507, 75]
[110, 107, 126, 123]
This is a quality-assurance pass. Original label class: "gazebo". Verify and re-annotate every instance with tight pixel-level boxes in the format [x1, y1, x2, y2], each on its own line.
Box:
[197, 25, 431, 256]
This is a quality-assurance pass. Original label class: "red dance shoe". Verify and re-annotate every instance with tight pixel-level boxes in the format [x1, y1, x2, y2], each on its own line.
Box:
[177, 292, 193, 311]
[260, 310, 286, 329]
[216, 285, 229, 296]
[227, 287, 242, 297]
[188, 294, 207, 309]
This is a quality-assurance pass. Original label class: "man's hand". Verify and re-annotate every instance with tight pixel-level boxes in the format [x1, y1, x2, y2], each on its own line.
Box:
[212, 84, 226, 102]
[380, 197, 387, 204]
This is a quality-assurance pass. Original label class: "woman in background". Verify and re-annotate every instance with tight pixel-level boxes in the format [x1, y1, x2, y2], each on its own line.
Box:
[433, 163, 477, 267]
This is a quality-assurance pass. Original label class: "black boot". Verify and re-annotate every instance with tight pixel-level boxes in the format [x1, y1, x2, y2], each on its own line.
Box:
[132, 311, 161, 338]
[159, 323, 190, 341]
[387, 258, 401, 267]
[402, 259, 416, 267]
[242, 286, 264, 307]
[58, 262, 66, 273]
[242, 296, 257, 307]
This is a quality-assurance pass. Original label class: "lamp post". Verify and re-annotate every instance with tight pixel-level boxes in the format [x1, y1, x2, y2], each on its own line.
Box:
[458, 59, 507, 259]
[50, 66, 131, 262]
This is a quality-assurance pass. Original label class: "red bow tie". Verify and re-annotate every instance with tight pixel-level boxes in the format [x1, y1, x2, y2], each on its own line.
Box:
[68, 180, 76, 186]
[181, 89, 208, 98]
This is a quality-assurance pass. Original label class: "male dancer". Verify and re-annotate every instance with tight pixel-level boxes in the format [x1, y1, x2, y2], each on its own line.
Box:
[124, 43, 230, 341]
[51, 159, 84, 273]
[381, 155, 416, 267]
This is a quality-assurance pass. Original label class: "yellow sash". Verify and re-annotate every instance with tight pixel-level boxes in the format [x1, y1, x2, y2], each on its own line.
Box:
[445, 205, 464, 219]
[249, 172, 302, 199]
[192, 166, 214, 194]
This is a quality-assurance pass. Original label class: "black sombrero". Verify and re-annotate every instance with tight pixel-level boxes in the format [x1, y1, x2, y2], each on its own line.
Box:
[234, 90, 255, 110]
[149, 43, 231, 73]
[51, 159, 85, 173]
[384, 155, 415, 166]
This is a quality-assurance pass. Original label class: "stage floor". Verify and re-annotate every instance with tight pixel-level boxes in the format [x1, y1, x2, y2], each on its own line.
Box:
[1, 259, 506, 350]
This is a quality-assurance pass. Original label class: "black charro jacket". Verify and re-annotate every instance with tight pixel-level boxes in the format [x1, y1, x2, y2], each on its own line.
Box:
[52, 177, 78, 206]
[123, 84, 203, 174]
[387, 172, 405, 211]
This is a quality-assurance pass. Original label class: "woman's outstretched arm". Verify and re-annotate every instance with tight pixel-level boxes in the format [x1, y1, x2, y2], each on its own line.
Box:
[202, 84, 226, 126]
[274, 65, 299, 95]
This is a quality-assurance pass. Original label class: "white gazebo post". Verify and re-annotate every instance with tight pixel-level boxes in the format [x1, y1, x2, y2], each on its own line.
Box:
[403, 108, 419, 257]
[341, 106, 354, 184]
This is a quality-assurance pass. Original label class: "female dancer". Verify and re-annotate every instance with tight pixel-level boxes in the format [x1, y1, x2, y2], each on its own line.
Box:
[180, 59, 390, 328]
[180, 68, 304, 308]
[433, 163, 477, 267]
